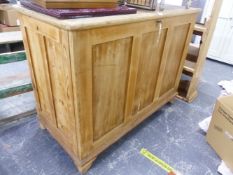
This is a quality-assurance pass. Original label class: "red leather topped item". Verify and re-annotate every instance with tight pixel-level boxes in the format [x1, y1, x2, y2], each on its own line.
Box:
[20, 0, 137, 19]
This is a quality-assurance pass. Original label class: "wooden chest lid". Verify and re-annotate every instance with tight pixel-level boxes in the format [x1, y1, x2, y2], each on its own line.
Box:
[14, 4, 200, 30]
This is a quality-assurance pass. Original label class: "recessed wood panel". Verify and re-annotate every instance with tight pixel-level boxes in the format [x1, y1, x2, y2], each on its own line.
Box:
[92, 37, 132, 140]
[25, 27, 75, 146]
[26, 29, 56, 125]
[45, 37, 75, 141]
[159, 24, 190, 96]
[132, 29, 167, 114]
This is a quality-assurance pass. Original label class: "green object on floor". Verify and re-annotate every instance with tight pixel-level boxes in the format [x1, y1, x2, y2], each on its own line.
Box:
[0, 51, 26, 64]
[0, 83, 33, 99]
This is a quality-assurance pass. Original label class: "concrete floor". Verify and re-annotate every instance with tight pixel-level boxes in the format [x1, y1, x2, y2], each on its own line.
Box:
[0, 59, 232, 175]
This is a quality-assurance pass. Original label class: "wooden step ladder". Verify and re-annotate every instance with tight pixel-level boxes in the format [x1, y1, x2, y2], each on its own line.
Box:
[0, 31, 36, 126]
[177, 0, 223, 102]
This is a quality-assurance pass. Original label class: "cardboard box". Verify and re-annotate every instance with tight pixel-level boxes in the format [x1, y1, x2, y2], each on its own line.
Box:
[0, 4, 19, 26]
[207, 95, 233, 172]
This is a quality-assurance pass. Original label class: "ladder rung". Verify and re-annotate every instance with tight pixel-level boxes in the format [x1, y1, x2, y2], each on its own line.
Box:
[0, 31, 23, 45]
[183, 60, 196, 75]
[0, 109, 36, 127]
[0, 51, 26, 64]
[183, 66, 194, 74]
[188, 43, 199, 57]
[193, 24, 207, 36]
[0, 83, 33, 99]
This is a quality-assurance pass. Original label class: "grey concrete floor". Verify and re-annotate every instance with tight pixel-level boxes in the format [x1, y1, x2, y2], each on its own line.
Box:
[0, 59, 233, 175]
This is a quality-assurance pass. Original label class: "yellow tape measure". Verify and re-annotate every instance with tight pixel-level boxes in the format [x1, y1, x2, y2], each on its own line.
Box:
[140, 148, 175, 174]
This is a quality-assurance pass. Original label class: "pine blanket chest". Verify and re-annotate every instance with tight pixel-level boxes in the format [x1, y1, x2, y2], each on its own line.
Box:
[16, 6, 199, 173]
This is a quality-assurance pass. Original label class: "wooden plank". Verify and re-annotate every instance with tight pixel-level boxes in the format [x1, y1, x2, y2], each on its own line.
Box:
[0, 60, 32, 98]
[0, 24, 20, 32]
[183, 66, 194, 74]
[0, 70, 31, 91]
[186, 43, 200, 62]
[0, 91, 35, 119]
[188, 43, 199, 57]
[0, 83, 33, 99]
[193, 23, 206, 36]
[0, 51, 26, 64]
[0, 109, 36, 127]
[0, 31, 22, 44]
[183, 60, 196, 74]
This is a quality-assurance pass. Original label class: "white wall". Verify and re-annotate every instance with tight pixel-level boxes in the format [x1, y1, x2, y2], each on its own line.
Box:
[164, 0, 183, 6]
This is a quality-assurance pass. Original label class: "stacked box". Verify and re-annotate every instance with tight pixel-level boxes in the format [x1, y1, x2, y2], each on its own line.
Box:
[0, 4, 19, 26]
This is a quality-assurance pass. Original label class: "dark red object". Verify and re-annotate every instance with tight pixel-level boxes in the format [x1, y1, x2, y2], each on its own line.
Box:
[0, 0, 9, 3]
[20, 0, 137, 19]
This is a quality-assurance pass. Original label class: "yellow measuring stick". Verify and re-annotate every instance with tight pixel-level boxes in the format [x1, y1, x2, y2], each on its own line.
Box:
[140, 148, 175, 173]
